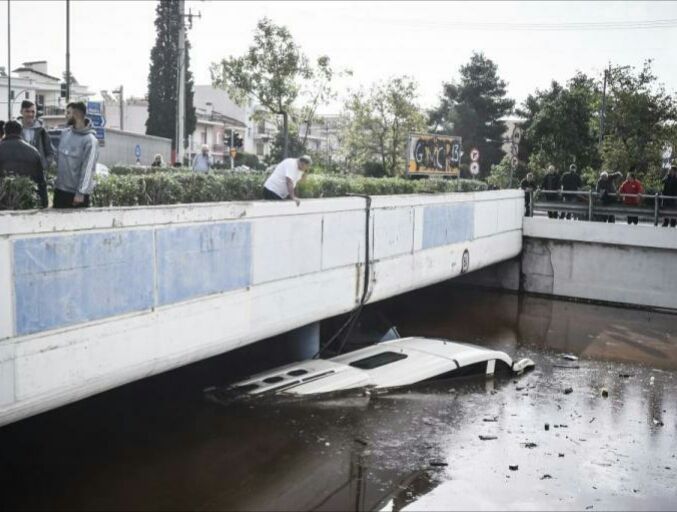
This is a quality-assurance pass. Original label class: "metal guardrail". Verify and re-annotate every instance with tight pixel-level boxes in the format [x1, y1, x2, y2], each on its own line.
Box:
[527, 189, 677, 225]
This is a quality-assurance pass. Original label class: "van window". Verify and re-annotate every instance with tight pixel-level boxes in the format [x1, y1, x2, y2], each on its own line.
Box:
[349, 351, 408, 370]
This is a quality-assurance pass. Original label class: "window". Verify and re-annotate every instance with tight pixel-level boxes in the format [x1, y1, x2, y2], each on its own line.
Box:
[349, 351, 408, 370]
[256, 142, 264, 156]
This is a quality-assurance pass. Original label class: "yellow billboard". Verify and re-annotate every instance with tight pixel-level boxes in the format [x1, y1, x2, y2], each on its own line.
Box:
[407, 133, 462, 177]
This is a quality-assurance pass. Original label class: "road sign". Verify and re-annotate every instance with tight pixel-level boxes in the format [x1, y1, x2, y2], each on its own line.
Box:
[229, 147, 237, 158]
[135, 144, 142, 159]
[511, 156, 519, 168]
[86, 101, 105, 141]
[470, 148, 480, 162]
[469, 162, 480, 175]
[512, 127, 522, 145]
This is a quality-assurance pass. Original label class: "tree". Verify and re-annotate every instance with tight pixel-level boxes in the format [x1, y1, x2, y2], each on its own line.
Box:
[146, 0, 197, 151]
[429, 53, 515, 177]
[211, 18, 313, 159]
[341, 76, 425, 176]
[517, 73, 600, 175]
[601, 61, 677, 181]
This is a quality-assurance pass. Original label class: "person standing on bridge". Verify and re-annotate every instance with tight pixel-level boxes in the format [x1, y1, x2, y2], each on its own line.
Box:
[661, 165, 677, 228]
[520, 172, 536, 216]
[595, 170, 622, 223]
[560, 164, 582, 220]
[53, 101, 99, 209]
[541, 165, 561, 218]
[262, 155, 312, 206]
[18, 100, 55, 170]
[618, 171, 644, 225]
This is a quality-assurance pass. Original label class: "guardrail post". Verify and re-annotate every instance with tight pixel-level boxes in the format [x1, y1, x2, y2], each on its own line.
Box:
[654, 193, 660, 226]
[588, 190, 593, 221]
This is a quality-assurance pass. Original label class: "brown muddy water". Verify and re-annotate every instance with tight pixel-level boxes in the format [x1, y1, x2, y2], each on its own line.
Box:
[1, 284, 676, 511]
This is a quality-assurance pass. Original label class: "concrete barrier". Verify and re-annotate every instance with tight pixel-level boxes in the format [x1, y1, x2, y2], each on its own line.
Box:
[0, 190, 523, 425]
[459, 217, 677, 311]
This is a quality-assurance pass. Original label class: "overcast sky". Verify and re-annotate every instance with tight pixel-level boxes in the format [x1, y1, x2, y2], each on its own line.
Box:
[2, 1, 677, 114]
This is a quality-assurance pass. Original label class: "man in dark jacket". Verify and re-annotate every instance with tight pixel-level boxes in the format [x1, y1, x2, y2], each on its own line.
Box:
[520, 172, 536, 215]
[0, 121, 48, 208]
[560, 163, 582, 219]
[595, 170, 622, 222]
[18, 100, 55, 170]
[662, 166, 677, 227]
[541, 165, 560, 218]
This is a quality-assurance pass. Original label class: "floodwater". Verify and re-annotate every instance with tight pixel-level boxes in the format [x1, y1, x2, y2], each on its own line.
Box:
[1, 285, 676, 511]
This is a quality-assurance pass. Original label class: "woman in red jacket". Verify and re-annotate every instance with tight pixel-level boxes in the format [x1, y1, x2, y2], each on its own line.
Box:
[618, 172, 644, 224]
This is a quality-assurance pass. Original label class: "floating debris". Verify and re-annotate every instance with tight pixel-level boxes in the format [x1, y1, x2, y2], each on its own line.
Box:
[562, 354, 579, 361]
[483, 417, 499, 423]
[601, 389, 609, 398]
[523, 442, 538, 449]
[545, 423, 550, 431]
[558, 453, 565, 458]
[541, 474, 553, 480]
[479, 435, 498, 441]
[564, 388, 574, 395]
[509, 465, 519, 471]
[429, 461, 448, 467]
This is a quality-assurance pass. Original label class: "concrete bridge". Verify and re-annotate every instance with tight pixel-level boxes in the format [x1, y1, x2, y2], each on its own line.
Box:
[0, 191, 523, 426]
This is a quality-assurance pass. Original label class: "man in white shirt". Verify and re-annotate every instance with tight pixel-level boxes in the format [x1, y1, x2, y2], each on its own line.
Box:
[263, 155, 312, 206]
[192, 144, 212, 173]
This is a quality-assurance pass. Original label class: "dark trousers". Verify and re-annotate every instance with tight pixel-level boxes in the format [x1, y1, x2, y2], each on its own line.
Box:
[627, 216, 639, 225]
[662, 218, 677, 227]
[53, 189, 90, 209]
[262, 187, 283, 200]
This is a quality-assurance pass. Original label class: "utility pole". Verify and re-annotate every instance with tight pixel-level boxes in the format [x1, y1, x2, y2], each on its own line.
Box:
[174, 2, 200, 165]
[7, 0, 11, 119]
[66, 0, 70, 102]
[599, 64, 609, 146]
[113, 85, 124, 130]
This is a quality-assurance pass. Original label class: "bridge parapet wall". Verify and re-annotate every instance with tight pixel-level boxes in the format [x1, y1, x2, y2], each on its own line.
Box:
[0, 190, 523, 425]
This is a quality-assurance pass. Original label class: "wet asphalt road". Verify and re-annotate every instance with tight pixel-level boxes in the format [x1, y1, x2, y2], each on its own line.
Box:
[0, 285, 675, 511]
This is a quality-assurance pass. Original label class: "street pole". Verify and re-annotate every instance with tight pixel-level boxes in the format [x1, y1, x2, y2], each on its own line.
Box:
[175, 0, 186, 165]
[230, 130, 234, 170]
[599, 64, 608, 146]
[66, 0, 70, 103]
[118, 85, 124, 131]
[7, 0, 11, 119]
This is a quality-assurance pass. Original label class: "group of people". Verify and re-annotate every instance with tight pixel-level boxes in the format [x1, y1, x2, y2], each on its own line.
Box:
[0, 100, 99, 209]
[521, 163, 677, 227]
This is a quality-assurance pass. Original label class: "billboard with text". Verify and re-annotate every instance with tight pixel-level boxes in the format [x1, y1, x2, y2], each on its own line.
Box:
[407, 133, 462, 177]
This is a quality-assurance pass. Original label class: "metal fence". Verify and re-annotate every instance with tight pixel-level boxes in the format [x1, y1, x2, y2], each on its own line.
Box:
[527, 189, 677, 225]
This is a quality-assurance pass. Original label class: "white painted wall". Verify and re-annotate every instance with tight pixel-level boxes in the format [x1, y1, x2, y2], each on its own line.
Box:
[0, 191, 523, 426]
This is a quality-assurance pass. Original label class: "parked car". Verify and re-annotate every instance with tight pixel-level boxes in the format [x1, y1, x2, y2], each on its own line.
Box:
[217, 337, 535, 398]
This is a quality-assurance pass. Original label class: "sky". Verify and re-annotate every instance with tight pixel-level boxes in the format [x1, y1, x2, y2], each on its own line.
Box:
[1, 0, 677, 114]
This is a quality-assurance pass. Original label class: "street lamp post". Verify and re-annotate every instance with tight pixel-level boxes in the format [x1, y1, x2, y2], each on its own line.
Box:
[7, 0, 11, 119]
[66, 0, 70, 102]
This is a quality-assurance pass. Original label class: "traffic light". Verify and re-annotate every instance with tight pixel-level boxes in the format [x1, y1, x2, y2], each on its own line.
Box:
[233, 132, 244, 149]
[60, 83, 67, 98]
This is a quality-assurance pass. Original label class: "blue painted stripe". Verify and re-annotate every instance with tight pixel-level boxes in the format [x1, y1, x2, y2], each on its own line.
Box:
[422, 203, 475, 249]
[155, 222, 252, 306]
[13, 230, 155, 335]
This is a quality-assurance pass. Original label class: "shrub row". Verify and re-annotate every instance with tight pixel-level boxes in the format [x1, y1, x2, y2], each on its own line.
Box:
[0, 173, 487, 210]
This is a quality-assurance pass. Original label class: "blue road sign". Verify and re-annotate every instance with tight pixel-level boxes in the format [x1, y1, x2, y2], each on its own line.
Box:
[86, 101, 105, 141]
[135, 144, 142, 158]
[89, 114, 105, 128]
[86, 101, 103, 115]
[94, 127, 105, 140]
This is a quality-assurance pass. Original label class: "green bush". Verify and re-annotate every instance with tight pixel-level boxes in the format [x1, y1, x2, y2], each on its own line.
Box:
[0, 176, 40, 210]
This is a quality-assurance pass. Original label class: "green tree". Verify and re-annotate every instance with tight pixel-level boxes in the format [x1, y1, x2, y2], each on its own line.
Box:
[341, 76, 425, 177]
[211, 18, 313, 159]
[429, 52, 515, 177]
[517, 73, 600, 175]
[601, 61, 677, 182]
[146, 0, 197, 150]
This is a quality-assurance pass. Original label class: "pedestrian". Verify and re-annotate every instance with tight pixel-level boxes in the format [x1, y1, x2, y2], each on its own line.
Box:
[151, 154, 164, 167]
[541, 165, 560, 218]
[18, 100, 55, 170]
[595, 170, 622, 223]
[53, 101, 99, 209]
[192, 144, 212, 173]
[618, 171, 644, 225]
[0, 120, 5, 140]
[262, 155, 312, 206]
[560, 163, 582, 219]
[0, 120, 48, 208]
[661, 165, 677, 228]
[520, 172, 536, 215]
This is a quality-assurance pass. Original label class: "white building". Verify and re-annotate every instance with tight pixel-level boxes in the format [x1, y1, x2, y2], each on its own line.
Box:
[0, 61, 92, 123]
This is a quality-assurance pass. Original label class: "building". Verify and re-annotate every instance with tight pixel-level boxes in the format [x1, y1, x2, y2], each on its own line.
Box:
[0, 61, 92, 123]
[298, 114, 342, 162]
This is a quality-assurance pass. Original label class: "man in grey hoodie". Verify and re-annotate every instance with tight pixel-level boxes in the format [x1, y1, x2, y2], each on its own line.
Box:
[18, 100, 55, 169]
[53, 101, 99, 208]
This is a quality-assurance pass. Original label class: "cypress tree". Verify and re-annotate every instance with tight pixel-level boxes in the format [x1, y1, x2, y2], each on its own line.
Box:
[146, 0, 197, 151]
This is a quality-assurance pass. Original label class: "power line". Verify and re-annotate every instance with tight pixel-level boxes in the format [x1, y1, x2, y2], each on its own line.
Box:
[356, 17, 677, 32]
